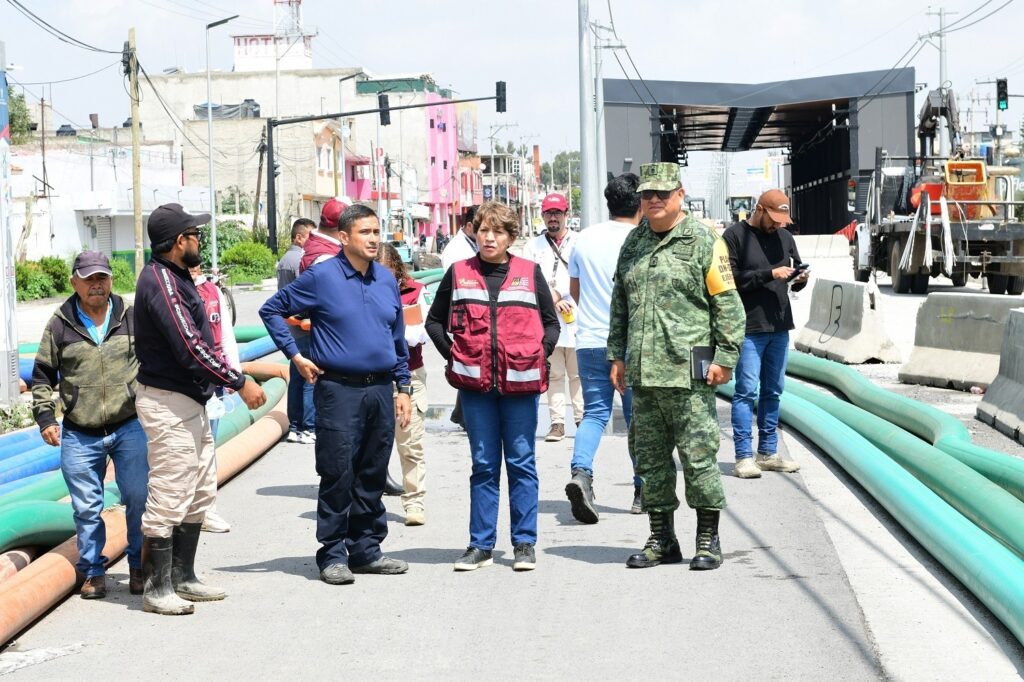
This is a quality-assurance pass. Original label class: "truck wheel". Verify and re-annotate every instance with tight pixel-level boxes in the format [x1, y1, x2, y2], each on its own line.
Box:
[853, 241, 871, 282]
[1009, 276, 1024, 295]
[911, 273, 930, 295]
[988, 273, 1009, 295]
[950, 271, 967, 288]
[889, 239, 911, 294]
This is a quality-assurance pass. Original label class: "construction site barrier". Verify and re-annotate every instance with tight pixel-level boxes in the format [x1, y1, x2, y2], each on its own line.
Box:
[794, 278, 901, 364]
[978, 308, 1024, 444]
[898, 292, 1022, 390]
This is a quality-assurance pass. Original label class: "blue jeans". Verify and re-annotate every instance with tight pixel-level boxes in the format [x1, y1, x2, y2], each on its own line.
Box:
[460, 389, 539, 550]
[570, 347, 639, 486]
[61, 419, 149, 577]
[288, 333, 316, 432]
[731, 331, 789, 460]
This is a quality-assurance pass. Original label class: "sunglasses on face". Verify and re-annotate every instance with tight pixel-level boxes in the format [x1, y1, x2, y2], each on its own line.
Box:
[640, 189, 678, 201]
[181, 230, 202, 241]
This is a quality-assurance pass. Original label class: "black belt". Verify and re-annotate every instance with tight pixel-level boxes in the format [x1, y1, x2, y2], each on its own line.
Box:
[322, 370, 392, 386]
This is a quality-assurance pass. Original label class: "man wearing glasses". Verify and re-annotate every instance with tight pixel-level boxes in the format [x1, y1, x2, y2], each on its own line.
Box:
[608, 163, 745, 571]
[722, 190, 808, 479]
[133, 203, 266, 616]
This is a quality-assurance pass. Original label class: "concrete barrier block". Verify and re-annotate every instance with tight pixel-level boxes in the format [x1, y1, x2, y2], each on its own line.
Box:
[793, 234, 851, 259]
[899, 293, 1024, 390]
[795, 278, 901, 364]
[977, 309, 1024, 442]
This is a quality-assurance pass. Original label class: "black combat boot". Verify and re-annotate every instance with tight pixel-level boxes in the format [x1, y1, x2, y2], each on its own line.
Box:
[171, 523, 227, 601]
[142, 535, 194, 615]
[689, 508, 723, 571]
[384, 472, 405, 496]
[565, 468, 599, 524]
[626, 512, 682, 568]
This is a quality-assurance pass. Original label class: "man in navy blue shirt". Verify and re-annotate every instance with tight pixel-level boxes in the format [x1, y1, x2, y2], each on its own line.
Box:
[260, 204, 413, 585]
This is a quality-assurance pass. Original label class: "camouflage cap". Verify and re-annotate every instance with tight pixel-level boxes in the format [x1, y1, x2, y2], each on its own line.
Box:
[637, 162, 682, 192]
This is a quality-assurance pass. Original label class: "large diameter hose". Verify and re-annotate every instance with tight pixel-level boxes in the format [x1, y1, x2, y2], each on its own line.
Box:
[0, 394, 288, 645]
[784, 380, 1024, 559]
[787, 352, 1024, 501]
[716, 383, 1024, 643]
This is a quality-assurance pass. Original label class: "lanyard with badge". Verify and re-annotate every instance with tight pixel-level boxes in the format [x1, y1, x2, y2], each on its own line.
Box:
[545, 233, 568, 281]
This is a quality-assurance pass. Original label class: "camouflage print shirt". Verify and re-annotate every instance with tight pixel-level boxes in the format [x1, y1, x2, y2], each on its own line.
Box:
[607, 214, 745, 389]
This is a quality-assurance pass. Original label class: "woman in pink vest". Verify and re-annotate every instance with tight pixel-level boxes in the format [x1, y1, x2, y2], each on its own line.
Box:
[426, 202, 560, 572]
[190, 265, 240, 534]
[378, 244, 430, 526]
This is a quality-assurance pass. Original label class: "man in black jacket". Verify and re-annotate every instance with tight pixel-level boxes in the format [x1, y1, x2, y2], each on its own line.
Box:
[721, 190, 808, 479]
[134, 203, 265, 615]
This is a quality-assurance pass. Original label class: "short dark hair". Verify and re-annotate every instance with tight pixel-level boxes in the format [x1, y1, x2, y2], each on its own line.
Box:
[292, 218, 315, 240]
[463, 205, 478, 226]
[338, 204, 378, 233]
[151, 238, 177, 256]
[605, 173, 641, 218]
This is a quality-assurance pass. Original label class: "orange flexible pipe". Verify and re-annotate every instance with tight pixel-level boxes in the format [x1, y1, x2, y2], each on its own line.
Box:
[0, 395, 288, 645]
[0, 548, 39, 582]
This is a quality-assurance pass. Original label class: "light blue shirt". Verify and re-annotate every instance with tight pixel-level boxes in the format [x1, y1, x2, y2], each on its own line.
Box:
[568, 220, 636, 349]
[75, 299, 113, 346]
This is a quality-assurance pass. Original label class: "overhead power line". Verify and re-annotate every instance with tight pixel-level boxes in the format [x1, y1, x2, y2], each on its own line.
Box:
[15, 62, 120, 86]
[5, 0, 120, 54]
[944, 0, 1017, 33]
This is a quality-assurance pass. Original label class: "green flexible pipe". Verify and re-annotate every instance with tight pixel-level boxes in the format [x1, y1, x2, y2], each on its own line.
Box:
[787, 352, 1024, 502]
[411, 268, 443, 281]
[0, 471, 68, 510]
[716, 383, 1024, 644]
[0, 485, 121, 554]
[214, 377, 286, 446]
[233, 325, 270, 343]
[783, 379, 1024, 559]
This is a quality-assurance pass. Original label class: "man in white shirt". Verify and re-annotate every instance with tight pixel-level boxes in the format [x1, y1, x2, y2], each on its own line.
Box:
[524, 193, 583, 442]
[564, 174, 643, 524]
[441, 206, 480, 272]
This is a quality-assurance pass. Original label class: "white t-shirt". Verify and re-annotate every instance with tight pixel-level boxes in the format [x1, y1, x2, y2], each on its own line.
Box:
[441, 231, 479, 272]
[568, 220, 637, 349]
[523, 229, 577, 348]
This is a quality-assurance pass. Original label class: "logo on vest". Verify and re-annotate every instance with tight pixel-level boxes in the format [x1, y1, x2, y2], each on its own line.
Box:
[457, 277, 482, 288]
[509, 276, 530, 289]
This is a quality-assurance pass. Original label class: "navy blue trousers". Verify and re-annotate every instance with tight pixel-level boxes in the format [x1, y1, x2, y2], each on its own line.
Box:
[313, 378, 394, 570]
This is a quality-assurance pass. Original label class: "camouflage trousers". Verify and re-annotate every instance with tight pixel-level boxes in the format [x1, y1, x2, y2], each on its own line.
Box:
[632, 386, 726, 513]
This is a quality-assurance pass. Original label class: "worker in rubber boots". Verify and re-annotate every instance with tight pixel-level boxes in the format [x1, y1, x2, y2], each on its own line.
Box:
[608, 162, 745, 570]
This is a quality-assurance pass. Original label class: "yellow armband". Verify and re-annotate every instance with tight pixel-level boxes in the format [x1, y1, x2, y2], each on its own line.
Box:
[706, 239, 737, 296]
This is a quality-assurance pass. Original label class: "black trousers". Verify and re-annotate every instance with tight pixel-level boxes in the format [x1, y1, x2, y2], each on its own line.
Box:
[313, 378, 394, 570]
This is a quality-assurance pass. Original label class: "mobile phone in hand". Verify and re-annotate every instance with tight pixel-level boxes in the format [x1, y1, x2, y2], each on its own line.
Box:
[787, 262, 810, 281]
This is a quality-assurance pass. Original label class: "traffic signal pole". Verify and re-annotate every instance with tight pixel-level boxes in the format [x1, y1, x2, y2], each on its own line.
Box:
[264, 86, 505, 249]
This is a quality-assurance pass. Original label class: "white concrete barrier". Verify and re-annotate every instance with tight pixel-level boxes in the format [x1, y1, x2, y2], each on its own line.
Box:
[977, 309, 1024, 442]
[793, 234, 851, 259]
[795, 278, 901, 364]
[899, 293, 1024, 390]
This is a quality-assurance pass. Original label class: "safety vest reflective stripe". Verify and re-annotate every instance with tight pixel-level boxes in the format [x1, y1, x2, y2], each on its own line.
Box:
[497, 290, 537, 305]
[451, 360, 482, 378]
[452, 288, 490, 304]
[507, 367, 541, 382]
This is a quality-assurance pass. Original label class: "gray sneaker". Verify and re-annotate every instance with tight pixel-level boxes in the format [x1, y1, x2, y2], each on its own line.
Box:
[320, 563, 354, 585]
[564, 468, 599, 524]
[512, 543, 536, 571]
[350, 556, 409, 574]
[453, 547, 493, 571]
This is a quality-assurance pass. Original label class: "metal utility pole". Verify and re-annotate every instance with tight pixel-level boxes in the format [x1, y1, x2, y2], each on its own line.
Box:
[128, 28, 144, 277]
[488, 122, 517, 204]
[566, 157, 575, 213]
[253, 128, 266, 231]
[337, 71, 364, 198]
[205, 15, 238, 272]
[578, 0, 600, 228]
[924, 7, 957, 157]
[39, 98, 47, 200]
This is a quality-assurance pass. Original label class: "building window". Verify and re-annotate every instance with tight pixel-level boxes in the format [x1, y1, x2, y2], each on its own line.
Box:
[443, 160, 448, 170]
[431, 156, 436, 166]
[430, 118, 434, 129]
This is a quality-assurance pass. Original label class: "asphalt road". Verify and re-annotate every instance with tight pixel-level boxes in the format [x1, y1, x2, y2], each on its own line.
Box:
[4, 264, 1024, 679]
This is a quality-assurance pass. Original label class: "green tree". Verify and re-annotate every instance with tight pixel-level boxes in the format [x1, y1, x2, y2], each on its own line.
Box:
[505, 140, 516, 154]
[9, 92, 32, 144]
[540, 161, 552, 186]
[550, 150, 581, 186]
[570, 186, 582, 216]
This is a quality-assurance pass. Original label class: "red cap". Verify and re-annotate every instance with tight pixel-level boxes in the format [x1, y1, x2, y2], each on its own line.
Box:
[320, 198, 349, 229]
[541, 193, 568, 213]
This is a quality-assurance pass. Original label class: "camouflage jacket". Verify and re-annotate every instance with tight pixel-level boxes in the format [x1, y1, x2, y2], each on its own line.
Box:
[607, 215, 745, 389]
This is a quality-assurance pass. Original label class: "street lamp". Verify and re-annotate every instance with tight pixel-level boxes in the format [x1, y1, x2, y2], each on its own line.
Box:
[206, 14, 238, 272]
[337, 71, 365, 197]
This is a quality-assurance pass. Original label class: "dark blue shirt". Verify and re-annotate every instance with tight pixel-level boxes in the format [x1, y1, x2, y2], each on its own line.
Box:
[259, 251, 411, 386]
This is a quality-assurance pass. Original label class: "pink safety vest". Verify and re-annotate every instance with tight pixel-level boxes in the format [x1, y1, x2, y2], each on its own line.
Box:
[195, 279, 223, 354]
[447, 255, 547, 395]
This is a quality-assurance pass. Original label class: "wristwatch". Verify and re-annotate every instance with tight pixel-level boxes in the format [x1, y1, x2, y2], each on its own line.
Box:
[397, 384, 414, 396]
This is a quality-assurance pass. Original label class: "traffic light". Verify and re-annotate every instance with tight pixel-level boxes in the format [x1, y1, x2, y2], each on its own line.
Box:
[496, 81, 507, 113]
[997, 78, 1009, 111]
[378, 93, 391, 126]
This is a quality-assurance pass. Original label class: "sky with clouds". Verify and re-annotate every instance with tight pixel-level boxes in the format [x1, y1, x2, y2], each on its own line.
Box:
[3, 0, 1024, 192]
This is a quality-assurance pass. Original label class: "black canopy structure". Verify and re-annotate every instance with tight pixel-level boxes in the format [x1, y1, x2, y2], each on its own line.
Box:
[604, 68, 917, 233]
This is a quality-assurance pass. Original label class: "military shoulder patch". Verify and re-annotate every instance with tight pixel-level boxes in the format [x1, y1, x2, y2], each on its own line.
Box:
[706, 238, 737, 296]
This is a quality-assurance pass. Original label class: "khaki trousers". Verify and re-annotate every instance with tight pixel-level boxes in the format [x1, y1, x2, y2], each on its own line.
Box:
[547, 346, 584, 425]
[394, 366, 427, 511]
[136, 384, 217, 538]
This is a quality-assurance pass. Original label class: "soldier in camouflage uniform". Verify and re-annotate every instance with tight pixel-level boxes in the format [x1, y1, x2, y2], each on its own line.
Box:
[608, 162, 745, 570]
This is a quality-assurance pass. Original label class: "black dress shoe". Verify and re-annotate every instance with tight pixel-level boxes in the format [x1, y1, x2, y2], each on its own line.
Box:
[384, 473, 405, 496]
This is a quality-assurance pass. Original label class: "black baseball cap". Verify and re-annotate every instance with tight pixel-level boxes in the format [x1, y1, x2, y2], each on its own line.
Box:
[147, 203, 211, 244]
[72, 251, 113, 278]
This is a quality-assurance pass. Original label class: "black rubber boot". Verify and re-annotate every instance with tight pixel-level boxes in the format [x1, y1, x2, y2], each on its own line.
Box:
[689, 508, 723, 571]
[172, 523, 226, 601]
[630, 484, 643, 514]
[565, 468, 599, 524]
[384, 472, 405, 496]
[142, 535, 194, 615]
[626, 512, 682, 568]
